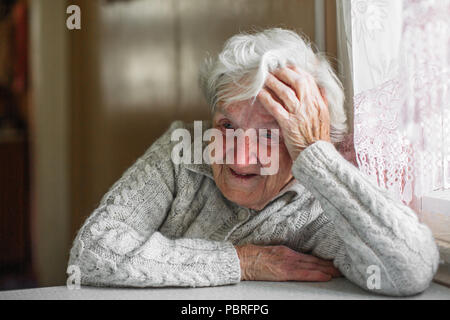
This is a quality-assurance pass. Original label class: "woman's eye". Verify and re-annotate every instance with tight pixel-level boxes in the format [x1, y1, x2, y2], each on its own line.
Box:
[222, 122, 233, 130]
[260, 130, 272, 139]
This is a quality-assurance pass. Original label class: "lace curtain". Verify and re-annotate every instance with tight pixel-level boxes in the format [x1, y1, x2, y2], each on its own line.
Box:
[337, 0, 450, 213]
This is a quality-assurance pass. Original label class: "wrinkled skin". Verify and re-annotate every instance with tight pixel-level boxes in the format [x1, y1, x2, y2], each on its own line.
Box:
[211, 97, 294, 211]
[236, 244, 341, 282]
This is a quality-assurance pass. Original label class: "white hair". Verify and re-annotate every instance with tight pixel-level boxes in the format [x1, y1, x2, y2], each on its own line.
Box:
[198, 28, 347, 142]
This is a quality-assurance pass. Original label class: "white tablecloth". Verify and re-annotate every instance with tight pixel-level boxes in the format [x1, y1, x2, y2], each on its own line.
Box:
[1, 278, 449, 300]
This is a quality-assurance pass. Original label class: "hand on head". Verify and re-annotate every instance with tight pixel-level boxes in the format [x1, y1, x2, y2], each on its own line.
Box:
[258, 66, 331, 161]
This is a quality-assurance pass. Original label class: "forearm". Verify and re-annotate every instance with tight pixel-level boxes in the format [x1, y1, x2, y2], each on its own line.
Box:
[292, 141, 440, 296]
[69, 224, 241, 287]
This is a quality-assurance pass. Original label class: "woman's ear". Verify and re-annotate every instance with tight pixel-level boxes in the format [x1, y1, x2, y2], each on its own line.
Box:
[319, 87, 328, 107]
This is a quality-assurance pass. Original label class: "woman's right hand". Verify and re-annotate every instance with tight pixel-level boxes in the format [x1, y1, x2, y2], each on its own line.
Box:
[234, 244, 342, 282]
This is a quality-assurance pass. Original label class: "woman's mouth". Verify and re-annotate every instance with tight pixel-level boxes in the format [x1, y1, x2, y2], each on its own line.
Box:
[228, 167, 258, 180]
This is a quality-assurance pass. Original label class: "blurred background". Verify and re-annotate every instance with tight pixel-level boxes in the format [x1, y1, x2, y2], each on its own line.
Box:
[0, 0, 343, 289]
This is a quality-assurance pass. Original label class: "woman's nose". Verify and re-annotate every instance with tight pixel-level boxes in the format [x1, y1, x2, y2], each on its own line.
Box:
[233, 135, 258, 166]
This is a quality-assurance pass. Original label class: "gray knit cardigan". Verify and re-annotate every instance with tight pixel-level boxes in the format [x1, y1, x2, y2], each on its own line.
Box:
[68, 121, 440, 296]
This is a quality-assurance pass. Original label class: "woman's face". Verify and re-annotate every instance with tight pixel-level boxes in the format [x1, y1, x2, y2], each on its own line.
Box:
[211, 98, 294, 211]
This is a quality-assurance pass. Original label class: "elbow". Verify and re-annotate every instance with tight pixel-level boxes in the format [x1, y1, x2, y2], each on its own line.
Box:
[370, 263, 437, 297]
[389, 245, 440, 296]
[67, 239, 114, 287]
[66, 245, 85, 287]
[367, 241, 440, 297]
[393, 265, 437, 296]
[390, 226, 441, 296]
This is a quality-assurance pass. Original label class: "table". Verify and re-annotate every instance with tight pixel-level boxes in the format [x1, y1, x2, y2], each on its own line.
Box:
[0, 278, 449, 300]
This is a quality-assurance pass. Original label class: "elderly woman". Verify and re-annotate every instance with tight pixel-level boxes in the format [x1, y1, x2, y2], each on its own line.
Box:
[68, 28, 439, 296]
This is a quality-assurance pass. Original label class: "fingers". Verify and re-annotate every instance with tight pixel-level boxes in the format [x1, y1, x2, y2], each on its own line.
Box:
[272, 67, 307, 104]
[295, 251, 334, 266]
[241, 245, 342, 282]
[291, 269, 332, 282]
[274, 67, 322, 106]
[318, 105, 331, 142]
[275, 67, 331, 142]
[282, 248, 341, 279]
[264, 73, 299, 113]
[258, 66, 332, 151]
[257, 88, 290, 123]
[296, 262, 342, 278]
[275, 68, 322, 137]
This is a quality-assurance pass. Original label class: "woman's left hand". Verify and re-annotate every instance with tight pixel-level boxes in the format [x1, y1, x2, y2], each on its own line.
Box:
[257, 66, 331, 161]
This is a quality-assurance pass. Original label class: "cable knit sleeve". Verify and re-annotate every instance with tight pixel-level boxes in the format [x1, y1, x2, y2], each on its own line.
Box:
[292, 141, 440, 296]
[68, 123, 241, 288]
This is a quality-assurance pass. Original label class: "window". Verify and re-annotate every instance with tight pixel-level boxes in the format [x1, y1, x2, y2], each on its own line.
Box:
[336, 0, 450, 284]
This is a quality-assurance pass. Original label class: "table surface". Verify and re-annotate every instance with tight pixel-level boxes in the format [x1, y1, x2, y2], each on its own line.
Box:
[1, 278, 449, 300]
